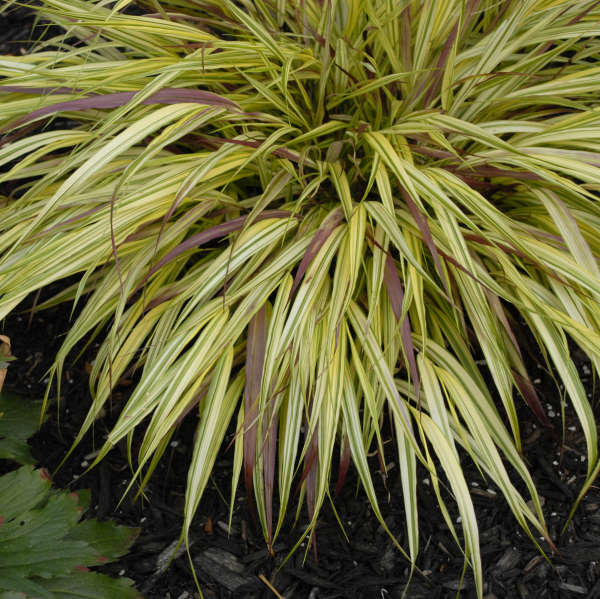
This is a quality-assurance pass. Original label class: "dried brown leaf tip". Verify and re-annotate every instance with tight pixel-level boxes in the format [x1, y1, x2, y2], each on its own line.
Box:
[0, 335, 11, 393]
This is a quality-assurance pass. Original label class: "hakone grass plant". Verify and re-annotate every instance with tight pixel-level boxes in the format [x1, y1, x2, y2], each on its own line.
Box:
[1, 0, 600, 594]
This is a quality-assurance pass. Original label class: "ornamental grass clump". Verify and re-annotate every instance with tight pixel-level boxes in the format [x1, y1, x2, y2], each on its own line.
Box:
[1, 1, 600, 594]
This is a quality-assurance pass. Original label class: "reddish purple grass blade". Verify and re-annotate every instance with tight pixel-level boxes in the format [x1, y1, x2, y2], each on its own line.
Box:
[290, 208, 344, 297]
[437, 248, 494, 292]
[404, 144, 543, 184]
[296, 437, 319, 491]
[512, 369, 553, 430]
[400, 187, 450, 297]
[384, 254, 421, 406]
[486, 289, 522, 355]
[537, 0, 600, 55]
[482, 0, 513, 34]
[31, 205, 107, 239]
[486, 289, 552, 430]
[244, 306, 267, 523]
[461, 232, 569, 287]
[400, 5, 412, 71]
[190, 134, 303, 163]
[0, 88, 240, 133]
[566, 0, 600, 24]
[424, 0, 480, 105]
[142, 290, 179, 313]
[455, 165, 541, 181]
[423, 22, 459, 106]
[263, 397, 278, 552]
[136, 210, 291, 289]
[175, 384, 209, 425]
[334, 432, 351, 498]
[305, 430, 319, 560]
[293, 407, 320, 554]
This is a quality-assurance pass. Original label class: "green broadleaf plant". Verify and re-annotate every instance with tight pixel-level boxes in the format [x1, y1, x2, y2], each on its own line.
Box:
[0, 466, 142, 599]
[0, 349, 142, 599]
[2, 1, 600, 595]
[0, 336, 44, 465]
[0, 392, 45, 465]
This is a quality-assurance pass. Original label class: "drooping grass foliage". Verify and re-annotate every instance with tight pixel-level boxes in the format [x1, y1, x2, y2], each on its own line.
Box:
[2, 1, 600, 594]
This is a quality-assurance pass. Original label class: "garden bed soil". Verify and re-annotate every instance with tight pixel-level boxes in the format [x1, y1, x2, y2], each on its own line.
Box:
[1, 9, 600, 599]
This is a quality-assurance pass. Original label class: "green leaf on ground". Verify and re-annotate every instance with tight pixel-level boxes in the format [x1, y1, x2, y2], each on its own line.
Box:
[0, 466, 142, 599]
[0, 393, 44, 465]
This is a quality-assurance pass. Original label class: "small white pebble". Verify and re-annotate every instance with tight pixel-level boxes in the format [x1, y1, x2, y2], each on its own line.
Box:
[533, 378, 541, 384]
[471, 482, 479, 487]
[486, 488, 497, 496]
[140, 517, 147, 523]
[80, 461, 89, 468]
[119, 569, 126, 576]
[548, 411, 556, 418]
[456, 516, 462, 523]
[581, 456, 586, 462]
[551, 512, 557, 517]
[568, 426, 576, 432]
[170, 441, 179, 448]
[42, 378, 49, 384]
[423, 478, 430, 486]
[552, 460, 559, 466]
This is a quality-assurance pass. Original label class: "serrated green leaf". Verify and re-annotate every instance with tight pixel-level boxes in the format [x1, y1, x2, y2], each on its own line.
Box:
[0, 467, 141, 598]
[0, 394, 45, 465]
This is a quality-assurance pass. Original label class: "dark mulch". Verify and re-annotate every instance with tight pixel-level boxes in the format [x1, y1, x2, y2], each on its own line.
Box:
[0, 6, 36, 55]
[1, 8, 600, 599]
